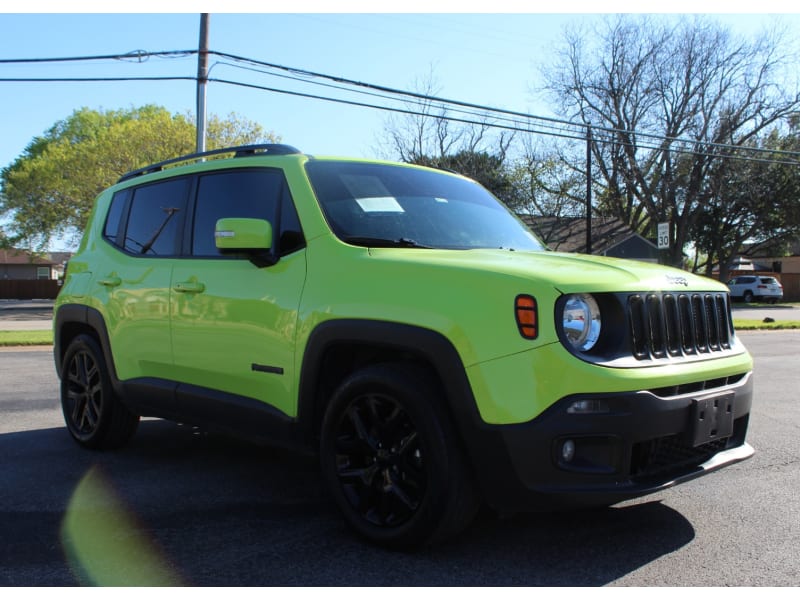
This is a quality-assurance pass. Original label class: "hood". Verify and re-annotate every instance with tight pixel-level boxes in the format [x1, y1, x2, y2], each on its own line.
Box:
[367, 248, 726, 294]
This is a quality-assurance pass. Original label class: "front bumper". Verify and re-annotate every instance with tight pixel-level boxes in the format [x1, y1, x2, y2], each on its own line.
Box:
[463, 371, 754, 513]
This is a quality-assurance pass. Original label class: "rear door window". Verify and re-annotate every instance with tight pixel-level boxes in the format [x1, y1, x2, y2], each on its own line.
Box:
[123, 178, 189, 256]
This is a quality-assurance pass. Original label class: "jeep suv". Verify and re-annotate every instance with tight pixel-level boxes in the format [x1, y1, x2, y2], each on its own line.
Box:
[727, 275, 783, 304]
[54, 144, 754, 548]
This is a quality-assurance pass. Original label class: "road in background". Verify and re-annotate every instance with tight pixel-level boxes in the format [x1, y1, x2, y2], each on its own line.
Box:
[0, 300, 53, 331]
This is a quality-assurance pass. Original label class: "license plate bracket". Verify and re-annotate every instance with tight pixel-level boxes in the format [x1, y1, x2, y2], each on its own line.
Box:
[689, 392, 735, 447]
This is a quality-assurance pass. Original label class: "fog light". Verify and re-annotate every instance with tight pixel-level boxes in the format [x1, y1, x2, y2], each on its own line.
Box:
[561, 439, 576, 462]
[567, 399, 610, 414]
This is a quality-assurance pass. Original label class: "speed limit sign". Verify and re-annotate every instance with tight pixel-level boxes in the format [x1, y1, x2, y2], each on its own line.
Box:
[657, 222, 670, 249]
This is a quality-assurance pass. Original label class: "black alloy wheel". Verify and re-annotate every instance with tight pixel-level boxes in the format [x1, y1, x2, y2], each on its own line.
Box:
[61, 334, 139, 449]
[333, 392, 425, 528]
[64, 346, 103, 439]
[320, 363, 479, 549]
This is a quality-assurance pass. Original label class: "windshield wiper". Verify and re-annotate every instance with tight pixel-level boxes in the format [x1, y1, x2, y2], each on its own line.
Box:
[341, 236, 433, 249]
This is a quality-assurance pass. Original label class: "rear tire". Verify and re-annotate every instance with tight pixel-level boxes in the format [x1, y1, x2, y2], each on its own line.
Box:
[743, 290, 754, 303]
[60, 334, 139, 449]
[320, 363, 480, 549]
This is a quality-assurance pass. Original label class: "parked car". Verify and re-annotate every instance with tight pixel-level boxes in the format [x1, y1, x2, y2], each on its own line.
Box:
[727, 275, 783, 304]
[54, 144, 754, 548]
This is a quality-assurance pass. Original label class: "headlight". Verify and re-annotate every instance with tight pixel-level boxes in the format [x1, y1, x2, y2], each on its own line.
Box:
[562, 294, 601, 352]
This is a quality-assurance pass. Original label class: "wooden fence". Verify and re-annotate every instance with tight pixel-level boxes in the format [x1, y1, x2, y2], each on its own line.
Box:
[0, 280, 62, 299]
[779, 273, 800, 302]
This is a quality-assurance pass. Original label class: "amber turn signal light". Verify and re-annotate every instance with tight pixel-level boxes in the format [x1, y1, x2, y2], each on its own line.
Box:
[515, 294, 538, 339]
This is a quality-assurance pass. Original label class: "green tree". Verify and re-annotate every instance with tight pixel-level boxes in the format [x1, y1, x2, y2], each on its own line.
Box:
[692, 125, 800, 281]
[411, 150, 518, 206]
[0, 105, 278, 249]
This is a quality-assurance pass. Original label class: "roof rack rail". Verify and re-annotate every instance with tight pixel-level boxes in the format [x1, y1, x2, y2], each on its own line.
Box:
[117, 144, 302, 183]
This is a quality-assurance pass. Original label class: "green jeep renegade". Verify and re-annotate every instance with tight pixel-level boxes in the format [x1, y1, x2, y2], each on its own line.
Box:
[54, 144, 754, 548]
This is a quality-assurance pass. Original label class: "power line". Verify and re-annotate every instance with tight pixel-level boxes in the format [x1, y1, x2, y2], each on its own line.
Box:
[0, 76, 195, 83]
[2, 47, 799, 166]
[210, 77, 800, 167]
[208, 50, 800, 163]
[0, 50, 197, 64]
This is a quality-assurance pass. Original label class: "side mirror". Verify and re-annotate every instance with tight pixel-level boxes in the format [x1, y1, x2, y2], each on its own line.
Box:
[215, 218, 277, 267]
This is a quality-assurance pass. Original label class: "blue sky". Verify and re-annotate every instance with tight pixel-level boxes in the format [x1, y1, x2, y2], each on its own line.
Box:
[2, 7, 798, 167]
[1, 6, 799, 250]
[0, 11, 581, 167]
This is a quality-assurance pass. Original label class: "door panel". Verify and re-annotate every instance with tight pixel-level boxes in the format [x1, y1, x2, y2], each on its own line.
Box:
[169, 252, 307, 416]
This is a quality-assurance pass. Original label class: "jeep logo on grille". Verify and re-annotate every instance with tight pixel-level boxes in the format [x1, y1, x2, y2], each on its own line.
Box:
[666, 275, 689, 286]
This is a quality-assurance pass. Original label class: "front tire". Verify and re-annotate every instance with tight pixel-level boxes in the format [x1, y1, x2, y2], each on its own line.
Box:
[60, 334, 139, 449]
[320, 364, 479, 549]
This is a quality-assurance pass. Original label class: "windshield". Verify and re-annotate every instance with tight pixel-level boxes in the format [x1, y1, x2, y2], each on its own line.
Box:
[305, 161, 545, 251]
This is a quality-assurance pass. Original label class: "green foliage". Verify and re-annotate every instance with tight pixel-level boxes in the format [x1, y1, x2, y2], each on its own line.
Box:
[691, 124, 800, 279]
[0, 106, 278, 249]
[411, 151, 518, 206]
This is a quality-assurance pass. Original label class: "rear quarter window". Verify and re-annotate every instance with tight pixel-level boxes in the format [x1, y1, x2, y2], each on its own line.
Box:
[103, 189, 130, 246]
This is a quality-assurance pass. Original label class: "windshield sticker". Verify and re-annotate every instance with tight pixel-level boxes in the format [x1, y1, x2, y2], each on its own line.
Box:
[355, 196, 405, 213]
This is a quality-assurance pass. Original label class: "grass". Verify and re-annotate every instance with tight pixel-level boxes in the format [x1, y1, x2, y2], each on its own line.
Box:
[732, 319, 800, 330]
[0, 330, 54, 346]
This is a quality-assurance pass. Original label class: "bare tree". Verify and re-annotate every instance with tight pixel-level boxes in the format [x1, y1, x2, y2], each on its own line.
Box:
[540, 15, 800, 267]
[510, 135, 586, 216]
[376, 70, 516, 203]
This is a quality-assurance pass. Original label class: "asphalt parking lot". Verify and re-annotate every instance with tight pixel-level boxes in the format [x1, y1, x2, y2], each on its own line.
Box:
[0, 319, 798, 585]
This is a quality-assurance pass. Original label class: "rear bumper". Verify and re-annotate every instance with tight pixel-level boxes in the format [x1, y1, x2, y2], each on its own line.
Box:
[462, 372, 754, 513]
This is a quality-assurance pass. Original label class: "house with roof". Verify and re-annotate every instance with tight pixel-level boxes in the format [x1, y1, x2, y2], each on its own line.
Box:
[0, 248, 67, 299]
[0, 248, 60, 280]
[520, 216, 661, 262]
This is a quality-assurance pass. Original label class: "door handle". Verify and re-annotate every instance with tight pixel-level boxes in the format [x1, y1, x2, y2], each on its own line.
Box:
[173, 281, 206, 294]
[98, 276, 121, 288]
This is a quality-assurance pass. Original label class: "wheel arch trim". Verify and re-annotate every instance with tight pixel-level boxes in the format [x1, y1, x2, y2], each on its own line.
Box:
[54, 304, 120, 389]
[296, 319, 483, 440]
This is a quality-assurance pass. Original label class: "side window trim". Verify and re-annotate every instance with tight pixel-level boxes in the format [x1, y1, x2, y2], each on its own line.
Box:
[181, 176, 200, 257]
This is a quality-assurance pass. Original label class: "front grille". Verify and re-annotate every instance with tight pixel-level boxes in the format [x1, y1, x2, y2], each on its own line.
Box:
[649, 372, 748, 398]
[628, 292, 732, 361]
[630, 434, 728, 481]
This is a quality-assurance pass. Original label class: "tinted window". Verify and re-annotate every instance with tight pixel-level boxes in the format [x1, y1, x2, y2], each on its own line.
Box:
[192, 169, 303, 257]
[305, 161, 544, 251]
[103, 189, 129, 246]
[123, 179, 188, 256]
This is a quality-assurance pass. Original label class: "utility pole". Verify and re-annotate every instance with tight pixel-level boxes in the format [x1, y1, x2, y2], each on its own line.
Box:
[196, 13, 210, 153]
[585, 127, 593, 254]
